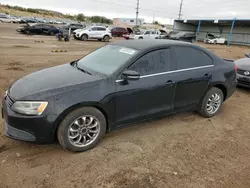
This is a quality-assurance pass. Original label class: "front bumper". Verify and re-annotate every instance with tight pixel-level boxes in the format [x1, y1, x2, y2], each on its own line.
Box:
[2, 95, 58, 144]
[237, 74, 250, 88]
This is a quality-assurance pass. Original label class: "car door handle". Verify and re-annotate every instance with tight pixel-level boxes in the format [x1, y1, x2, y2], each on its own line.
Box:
[166, 80, 175, 85]
[204, 73, 212, 77]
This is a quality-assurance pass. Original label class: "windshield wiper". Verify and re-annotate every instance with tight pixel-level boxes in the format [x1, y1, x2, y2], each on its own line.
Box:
[74, 61, 92, 75]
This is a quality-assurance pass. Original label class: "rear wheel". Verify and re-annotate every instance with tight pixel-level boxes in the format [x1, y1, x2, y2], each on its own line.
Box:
[139, 37, 143, 39]
[103, 35, 110, 42]
[197, 87, 224, 118]
[57, 107, 107, 152]
[81, 34, 88, 41]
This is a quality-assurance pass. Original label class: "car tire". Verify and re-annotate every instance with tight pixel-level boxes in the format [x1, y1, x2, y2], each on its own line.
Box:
[98, 39, 102, 41]
[25, 30, 31, 35]
[197, 87, 224, 118]
[103, 35, 110, 42]
[57, 107, 107, 152]
[139, 37, 143, 39]
[214, 40, 217, 44]
[49, 31, 54, 36]
[81, 34, 88, 41]
[224, 41, 228, 45]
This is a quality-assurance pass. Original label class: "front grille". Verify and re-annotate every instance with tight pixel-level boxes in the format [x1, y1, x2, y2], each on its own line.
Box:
[237, 79, 250, 86]
[237, 69, 250, 76]
[5, 94, 15, 107]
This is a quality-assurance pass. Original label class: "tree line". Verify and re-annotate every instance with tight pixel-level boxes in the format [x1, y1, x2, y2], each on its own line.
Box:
[1, 4, 112, 24]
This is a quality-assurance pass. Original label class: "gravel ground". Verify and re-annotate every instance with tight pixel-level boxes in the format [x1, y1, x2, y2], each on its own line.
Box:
[1, 23, 250, 188]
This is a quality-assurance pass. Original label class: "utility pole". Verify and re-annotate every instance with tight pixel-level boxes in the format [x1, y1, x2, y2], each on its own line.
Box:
[135, 0, 139, 26]
[178, 0, 183, 20]
[152, 15, 155, 23]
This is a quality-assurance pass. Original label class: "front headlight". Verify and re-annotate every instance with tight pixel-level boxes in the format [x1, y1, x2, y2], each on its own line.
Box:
[11, 101, 48, 115]
[4, 90, 8, 97]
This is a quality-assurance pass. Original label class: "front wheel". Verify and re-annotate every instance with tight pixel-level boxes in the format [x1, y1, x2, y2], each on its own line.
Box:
[49, 31, 54, 36]
[103, 35, 110, 42]
[57, 107, 107, 152]
[81, 34, 88, 41]
[197, 87, 224, 118]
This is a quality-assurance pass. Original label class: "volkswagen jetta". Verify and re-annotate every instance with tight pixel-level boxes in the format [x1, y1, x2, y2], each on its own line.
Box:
[2, 40, 237, 152]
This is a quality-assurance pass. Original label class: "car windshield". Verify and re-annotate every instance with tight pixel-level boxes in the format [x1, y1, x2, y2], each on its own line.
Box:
[77, 45, 138, 76]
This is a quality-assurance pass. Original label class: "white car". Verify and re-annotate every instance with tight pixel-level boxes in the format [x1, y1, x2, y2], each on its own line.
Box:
[0, 14, 13, 23]
[73, 28, 85, 35]
[204, 34, 227, 44]
[74, 26, 112, 42]
[131, 29, 161, 40]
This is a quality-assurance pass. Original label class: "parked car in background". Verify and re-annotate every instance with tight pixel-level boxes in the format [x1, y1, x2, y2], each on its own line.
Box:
[17, 23, 59, 35]
[2, 40, 237, 152]
[74, 26, 112, 42]
[111, 27, 128, 37]
[19, 17, 37, 23]
[10, 16, 21, 23]
[235, 53, 250, 87]
[163, 30, 179, 39]
[169, 31, 196, 43]
[158, 29, 168, 39]
[130, 29, 161, 40]
[0, 14, 13, 23]
[204, 33, 227, 44]
[73, 28, 86, 35]
[62, 23, 85, 33]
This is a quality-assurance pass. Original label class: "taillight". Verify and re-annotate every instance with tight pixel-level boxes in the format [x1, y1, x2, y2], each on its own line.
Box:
[234, 65, 238, 72]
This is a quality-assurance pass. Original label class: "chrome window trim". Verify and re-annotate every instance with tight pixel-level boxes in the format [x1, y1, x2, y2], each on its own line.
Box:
[115, 65, 214, 83]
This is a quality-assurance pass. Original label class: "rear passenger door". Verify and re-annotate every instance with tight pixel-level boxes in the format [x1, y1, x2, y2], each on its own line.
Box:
[97, 27, 106, 38]
[114, 49, 176, 125]
[171, 46, 214, 112]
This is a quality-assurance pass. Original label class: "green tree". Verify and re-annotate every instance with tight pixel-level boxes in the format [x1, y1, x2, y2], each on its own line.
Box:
[153, 21, 160, 25]
[76, 13, 85, 22]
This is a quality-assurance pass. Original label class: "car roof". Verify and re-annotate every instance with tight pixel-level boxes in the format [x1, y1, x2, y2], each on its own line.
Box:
[111, 39, 196, 51]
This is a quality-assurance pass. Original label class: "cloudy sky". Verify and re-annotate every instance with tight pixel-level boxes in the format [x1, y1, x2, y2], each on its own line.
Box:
[2, 0, 250, 24]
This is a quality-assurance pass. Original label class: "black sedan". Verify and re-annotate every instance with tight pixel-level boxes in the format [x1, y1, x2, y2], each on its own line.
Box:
[169, 31, 196, 43]
[235, 53, 250, 87]
[2, 40, 237, 152]
[17, 23, 59, 35]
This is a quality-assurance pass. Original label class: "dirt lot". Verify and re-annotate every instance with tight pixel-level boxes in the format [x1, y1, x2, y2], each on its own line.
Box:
[1, 23, 250, 188]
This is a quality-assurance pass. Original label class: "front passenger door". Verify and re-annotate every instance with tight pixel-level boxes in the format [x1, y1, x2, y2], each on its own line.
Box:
[114, 49, 176, 126]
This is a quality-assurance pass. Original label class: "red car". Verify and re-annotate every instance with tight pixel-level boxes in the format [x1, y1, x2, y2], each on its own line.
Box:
[111, 27, 128, 37]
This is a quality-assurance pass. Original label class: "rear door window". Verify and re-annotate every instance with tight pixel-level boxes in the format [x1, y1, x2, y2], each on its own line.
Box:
[173, 47, 213, 70]
[128, 49, 172, 76]
[91, 27, 98, 31]
[97, 27, 106, 31]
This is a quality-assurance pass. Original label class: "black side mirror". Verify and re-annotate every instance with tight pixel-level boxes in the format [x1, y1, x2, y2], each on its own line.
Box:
[121, 70, 140, 81]
[245, 53, 250, 58]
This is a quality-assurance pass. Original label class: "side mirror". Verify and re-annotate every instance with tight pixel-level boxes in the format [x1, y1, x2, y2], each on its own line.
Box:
[245, 53, 250, 58]
[121, 70, 140, 81]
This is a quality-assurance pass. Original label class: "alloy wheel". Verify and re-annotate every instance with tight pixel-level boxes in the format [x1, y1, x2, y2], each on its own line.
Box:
[206, 93, 221, 115]
[68, 115, 100, 147]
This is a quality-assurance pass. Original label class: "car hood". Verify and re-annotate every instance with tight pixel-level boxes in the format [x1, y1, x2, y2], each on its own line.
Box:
[235, 58, 250, 70]
[10, 63, 103, 100]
